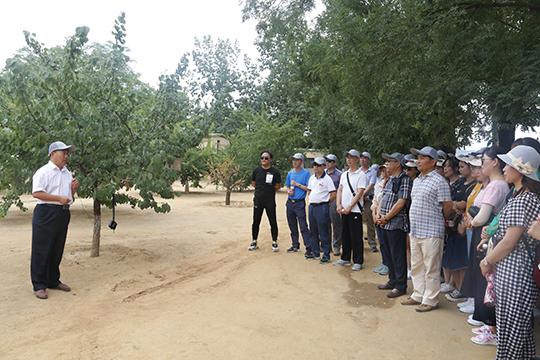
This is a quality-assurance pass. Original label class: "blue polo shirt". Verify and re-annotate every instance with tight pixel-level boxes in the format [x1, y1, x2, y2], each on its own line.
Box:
[285, 168, 311, 200]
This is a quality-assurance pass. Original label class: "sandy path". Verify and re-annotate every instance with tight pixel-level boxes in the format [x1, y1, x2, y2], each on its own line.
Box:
[0, 183, 529, 359]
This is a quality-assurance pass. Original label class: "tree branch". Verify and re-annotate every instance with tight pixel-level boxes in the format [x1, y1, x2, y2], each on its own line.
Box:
[24, 103, 48, 134]
[458, 2, 540, 10]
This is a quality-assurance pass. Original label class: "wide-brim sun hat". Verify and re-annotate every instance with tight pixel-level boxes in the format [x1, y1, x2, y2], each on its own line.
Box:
[498, 145, 540, 182]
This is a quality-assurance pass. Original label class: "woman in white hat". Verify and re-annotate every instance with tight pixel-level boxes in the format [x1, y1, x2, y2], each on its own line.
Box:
[479, 145, 540, 359]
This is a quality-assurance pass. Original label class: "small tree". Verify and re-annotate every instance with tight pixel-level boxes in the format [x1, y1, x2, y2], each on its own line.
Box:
[0, 14, 204, 256]
[206, 155, 245, 205]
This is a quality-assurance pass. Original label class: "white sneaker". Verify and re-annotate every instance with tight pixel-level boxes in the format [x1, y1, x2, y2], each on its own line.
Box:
[333, 260, 352, 266]
[468, 314, 484, 327]
[458, 298, 474, 308]
[352, 263, 362, 271]
[440, 283, 455, 293]
[248, 241, 259, 251]
[459, 303, 474, 314]
[472, 324, 491, 335]
[272, 241, 279, 252]
[471, 330, 497, 346]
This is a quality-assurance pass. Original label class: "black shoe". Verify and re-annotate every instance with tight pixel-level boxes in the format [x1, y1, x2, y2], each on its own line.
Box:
[305, 252, 315, 260]
[287, 246, 301, 253]
[371, 246, 378, 253]
[305, 247, 312, 257]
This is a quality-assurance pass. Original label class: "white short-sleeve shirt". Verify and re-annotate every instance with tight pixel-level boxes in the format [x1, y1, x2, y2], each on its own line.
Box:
[32, 161, 74, 205]
[339, 168, 368, 212]
[308, 173, 336, 204]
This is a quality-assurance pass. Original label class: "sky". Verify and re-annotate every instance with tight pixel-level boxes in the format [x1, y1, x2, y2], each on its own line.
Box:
[1, 0, 260, 86]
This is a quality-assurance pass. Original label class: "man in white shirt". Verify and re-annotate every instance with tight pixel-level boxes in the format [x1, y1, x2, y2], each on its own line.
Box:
[31, 141, 79, 299]
[334, 150, 367, 271]
[306, 157, 336, 264]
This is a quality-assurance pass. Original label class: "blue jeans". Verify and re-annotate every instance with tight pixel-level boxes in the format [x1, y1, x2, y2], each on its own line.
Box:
[308, 203, 331, 259]
[286, 199, 309, 248]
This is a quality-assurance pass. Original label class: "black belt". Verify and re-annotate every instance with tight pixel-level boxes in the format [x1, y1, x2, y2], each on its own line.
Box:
[288, 198, 305, 203]
[41, 204, 70, 210]
[310, 202, 329, 207]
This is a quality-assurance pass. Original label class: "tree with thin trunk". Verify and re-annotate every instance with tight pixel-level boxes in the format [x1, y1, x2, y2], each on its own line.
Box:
[0, 14, 205, 256]
[206, 155, 245, 205]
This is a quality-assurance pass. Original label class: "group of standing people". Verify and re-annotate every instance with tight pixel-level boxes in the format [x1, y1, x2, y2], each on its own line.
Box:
[249, 141, 540, 360]
[249, 149, 376, 271]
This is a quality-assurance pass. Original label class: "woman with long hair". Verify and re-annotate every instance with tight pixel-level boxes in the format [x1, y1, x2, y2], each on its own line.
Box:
[479, 145, 540, 359]
[462, 146, 510, 345]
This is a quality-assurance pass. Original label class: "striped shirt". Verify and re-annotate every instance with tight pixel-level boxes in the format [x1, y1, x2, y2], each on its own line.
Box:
[326, 168, 342, 190]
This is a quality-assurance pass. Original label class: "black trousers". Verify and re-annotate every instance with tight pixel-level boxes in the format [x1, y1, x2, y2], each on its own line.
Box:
[31, 204, 71, 291]
[252, 196, 278, 241]
[341, 212, 364, 264]
[380, 228, 408, 291]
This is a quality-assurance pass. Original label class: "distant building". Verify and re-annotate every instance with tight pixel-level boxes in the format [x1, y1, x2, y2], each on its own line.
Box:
[199, 134, 230, 151]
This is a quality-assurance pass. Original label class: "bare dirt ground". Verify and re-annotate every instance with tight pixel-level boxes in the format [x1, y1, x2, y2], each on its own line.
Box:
[1, 183, 535, 359]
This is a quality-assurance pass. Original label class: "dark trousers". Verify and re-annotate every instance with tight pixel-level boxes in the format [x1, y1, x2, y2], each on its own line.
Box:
[376, 226, 387, 266]
[341, 212, 364, 265]
[286, 199, 309, 248]
[380, 228, 408, 291]
[308, 204, 331, 258]
[252, 196, 278, 241]
[31, 204, 71, 291]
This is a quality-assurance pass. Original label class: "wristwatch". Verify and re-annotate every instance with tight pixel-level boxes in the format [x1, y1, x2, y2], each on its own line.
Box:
[483, 258, 490, 266]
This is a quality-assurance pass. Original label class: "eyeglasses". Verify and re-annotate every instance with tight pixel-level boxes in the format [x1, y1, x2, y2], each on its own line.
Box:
[261, 157, 269, 160]
[387, 159, 397, 163]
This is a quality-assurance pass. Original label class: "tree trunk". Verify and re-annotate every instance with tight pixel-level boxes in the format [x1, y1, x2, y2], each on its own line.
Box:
[184, 178, 190, 193]
[225, 188, 231, 205]
[91, 198, 101, 257]
[497, 122, 515, 152]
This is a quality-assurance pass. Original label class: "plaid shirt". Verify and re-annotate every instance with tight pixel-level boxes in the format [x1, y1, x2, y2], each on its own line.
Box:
[409, 170, 452, 238]
[380, 171, 412, 232]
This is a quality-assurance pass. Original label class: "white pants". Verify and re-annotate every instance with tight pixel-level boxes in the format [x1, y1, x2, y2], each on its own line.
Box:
[410, 236, 444, 307]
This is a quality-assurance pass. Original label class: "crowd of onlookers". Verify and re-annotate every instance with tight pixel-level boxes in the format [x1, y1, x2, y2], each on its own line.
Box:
[249, 138, 540, 360]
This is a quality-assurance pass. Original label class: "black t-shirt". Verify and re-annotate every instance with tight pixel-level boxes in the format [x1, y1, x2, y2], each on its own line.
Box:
[453, 178, 477, 202]
[252, 166, 281, 198]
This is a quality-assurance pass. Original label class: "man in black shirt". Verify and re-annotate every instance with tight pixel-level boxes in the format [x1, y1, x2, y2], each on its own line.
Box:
[250, 151, 282, 251]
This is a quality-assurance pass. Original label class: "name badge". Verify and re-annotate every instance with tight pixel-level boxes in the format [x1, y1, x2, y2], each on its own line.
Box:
[266, 173, 274, 184]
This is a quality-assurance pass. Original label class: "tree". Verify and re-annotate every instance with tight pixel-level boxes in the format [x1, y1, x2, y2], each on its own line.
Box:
[206, 154, 246, 205]
[0, 14, 204, 256]
[243, 1, 540, 153]
[177, 145, 213, 193]
[177, 36, 262, 136]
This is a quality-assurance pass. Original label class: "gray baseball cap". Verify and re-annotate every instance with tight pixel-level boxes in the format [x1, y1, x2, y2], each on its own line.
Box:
[437, 150, 447, 160]
[313, 157, 327, 166]
[325, 154, 338, 162]
[411, 146, 438, 160]
[344, 149, 360, 158]
[48, 141, 76, 156]
[290, 153, 304, 161]
[382, 152, 406, 167]
[361, 152, 371, 159]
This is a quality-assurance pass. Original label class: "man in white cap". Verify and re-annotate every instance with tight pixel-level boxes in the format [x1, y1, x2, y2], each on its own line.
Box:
[285, 153, 311, 255]
[360, 151, 378, 252]
[31, 141, 79, 299]
[401, 146, 452, 312]
[325, 154, 342, 256]
[334, 149, 367, 271]
[306, 157, 336, 264]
